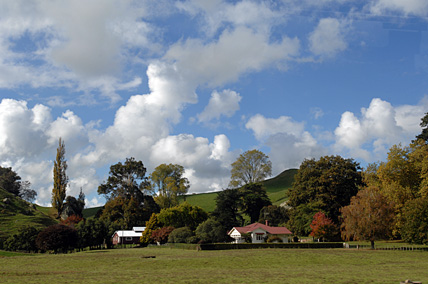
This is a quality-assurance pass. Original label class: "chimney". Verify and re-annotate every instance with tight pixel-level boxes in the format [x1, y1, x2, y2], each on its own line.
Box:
[265, 220, 268, 226]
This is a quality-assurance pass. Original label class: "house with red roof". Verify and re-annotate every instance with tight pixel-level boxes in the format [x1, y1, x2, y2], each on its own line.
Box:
[228, 222, 293, 243]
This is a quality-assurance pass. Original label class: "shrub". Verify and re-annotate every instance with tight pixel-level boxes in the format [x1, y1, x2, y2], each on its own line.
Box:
[4, 226, 41, 253]
[168, 227, 193, 243]
[36, 224, 78, 253]
[151, 226, 175, 244]
[266, 235, 283, 243]
[195, 218, 225, 243]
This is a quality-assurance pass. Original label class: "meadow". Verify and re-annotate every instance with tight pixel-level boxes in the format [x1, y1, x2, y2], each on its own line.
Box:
[1, 246, 428, 283]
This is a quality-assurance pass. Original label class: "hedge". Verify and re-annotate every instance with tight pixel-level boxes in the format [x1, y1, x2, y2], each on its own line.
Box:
[198, 242, 343, 250]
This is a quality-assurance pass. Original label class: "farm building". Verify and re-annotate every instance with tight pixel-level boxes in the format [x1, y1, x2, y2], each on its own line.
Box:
[112, 227, 145, 245]
[228, 222, 292, 243]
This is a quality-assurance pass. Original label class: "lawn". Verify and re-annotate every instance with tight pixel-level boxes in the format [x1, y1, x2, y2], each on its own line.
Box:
[1, 247, 428, 283]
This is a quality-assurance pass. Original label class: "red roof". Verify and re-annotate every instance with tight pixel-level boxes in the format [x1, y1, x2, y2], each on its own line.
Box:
[230, 222, 292, 235]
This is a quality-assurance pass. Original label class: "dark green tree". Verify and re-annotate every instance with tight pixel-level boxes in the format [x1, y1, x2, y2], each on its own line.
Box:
[4, 226, 41, 253]
[212, 188, 243, 232]
[240, 183, 271, 223]
[52, 138, 68, 219]
[168, 227, 194, 243]
[401, 197, 428, 244]
[288, 155, 364, 225]
[19, 181, 37, 203]
[0, 166, 21, 196]
[414, 112, 428, 143]
[98, 157, 148, 201]
[195, 218, 225, 243]
[258, 205, 290, 227]
[229, 149, 272, 188]
[287, 203, 320, 237]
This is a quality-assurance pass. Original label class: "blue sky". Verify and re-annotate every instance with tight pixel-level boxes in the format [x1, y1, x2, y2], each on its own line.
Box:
[0, 0, 427, 207]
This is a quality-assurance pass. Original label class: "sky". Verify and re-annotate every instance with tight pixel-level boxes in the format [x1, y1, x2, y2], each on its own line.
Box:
[0, 0, 428, 207]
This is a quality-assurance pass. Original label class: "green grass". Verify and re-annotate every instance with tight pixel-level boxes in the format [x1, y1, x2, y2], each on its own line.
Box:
[182, 169, 297, 212]
[1, 247, 428, 283]
[0, 188, 57, 240]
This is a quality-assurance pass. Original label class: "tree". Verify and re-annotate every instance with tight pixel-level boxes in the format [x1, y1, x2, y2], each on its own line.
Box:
[0, 166, 21, 196]
[52, 138, 68, 219]
[36, 224, 78, 253]
[149, 163, 189, 208]
[240, 183, 271, 223]
[401, 197, 428, 244]
[340, 187, 395, 249]
[98, 157, 148, 201]
[151, 226, 175, 244]
[61, 191, 85, 219]
[168, 227, 194, 243]
[195, 218, 225, 243]
[287, 203, 320, 237]
[4, 226, 41, 253]
[309, 211, 338, 242]
[211, 188, 243, 233]
[229, 149, 272, 188]
[414, 112, 428, 142]
[259, 205, 290, 227]
[19, 180, 37, 203]
[157, 202, 208, 231]
[140, 213, 160, 245]
[288, 155, 364, 224]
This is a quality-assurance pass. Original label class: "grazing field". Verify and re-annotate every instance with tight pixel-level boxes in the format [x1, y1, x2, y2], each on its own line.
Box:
[1, 247, 428, 283]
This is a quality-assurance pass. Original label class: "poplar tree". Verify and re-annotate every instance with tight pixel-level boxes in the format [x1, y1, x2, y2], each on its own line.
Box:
[52, 138, 68, 219]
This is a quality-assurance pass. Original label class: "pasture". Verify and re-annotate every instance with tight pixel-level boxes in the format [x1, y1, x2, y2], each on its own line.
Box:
[1, 247, 428, 283]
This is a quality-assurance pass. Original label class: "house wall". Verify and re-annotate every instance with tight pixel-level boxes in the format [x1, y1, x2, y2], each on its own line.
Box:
[251, 228, 267, 243]
[229, 228, 244, 243]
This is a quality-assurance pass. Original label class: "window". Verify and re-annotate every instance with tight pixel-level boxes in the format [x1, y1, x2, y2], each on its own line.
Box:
[256, 234, 264, 241]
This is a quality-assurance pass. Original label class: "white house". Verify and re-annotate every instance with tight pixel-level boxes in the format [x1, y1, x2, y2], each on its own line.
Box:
[228, 222, 293, 244]
[112, 227, 146, 245]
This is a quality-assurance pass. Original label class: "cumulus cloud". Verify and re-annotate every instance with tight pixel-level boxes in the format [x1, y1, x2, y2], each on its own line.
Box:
[246, 114, 326, 174]
[309, 18, 347, 57]
[334, 98, 428, 161]
[197, 89, 242, 123]
[368, 0, 428, 17]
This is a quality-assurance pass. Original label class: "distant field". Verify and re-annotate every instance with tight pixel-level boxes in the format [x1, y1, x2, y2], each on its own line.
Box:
[1, 246, 428, 283]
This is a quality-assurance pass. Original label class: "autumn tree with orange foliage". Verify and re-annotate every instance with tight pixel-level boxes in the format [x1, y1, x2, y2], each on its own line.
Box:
[340, 187, 395, 249]
[309, 211, 337, 242]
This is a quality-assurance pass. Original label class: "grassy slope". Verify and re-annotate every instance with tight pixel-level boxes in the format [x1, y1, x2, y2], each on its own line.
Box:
[2, 247, 428, 283]
[0, 188, 57, 240]
[183, 169, 297, 212]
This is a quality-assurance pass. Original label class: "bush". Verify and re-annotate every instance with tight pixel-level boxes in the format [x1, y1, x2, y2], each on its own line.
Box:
[36, 224, 78, 253]
[151, 226, 175, 244]
[266, 235, 283, 243]
[168, 227, 193, 243]
[195, 218, 225, 243]
[3, 226, 41, 253]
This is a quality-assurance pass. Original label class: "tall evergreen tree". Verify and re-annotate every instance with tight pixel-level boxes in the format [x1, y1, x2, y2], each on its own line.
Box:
[52, 138, 68, 219]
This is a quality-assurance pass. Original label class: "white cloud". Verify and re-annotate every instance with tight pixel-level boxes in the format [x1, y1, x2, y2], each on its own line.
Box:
[165, 26, 300, 87]
[309, 18, 347, 57]
[198, 89, 242, 123]
[369, 0, 428, 17]
[246, 114, 305, 141]
[246, 114, 326, 174]
[334, 98, 428, 161]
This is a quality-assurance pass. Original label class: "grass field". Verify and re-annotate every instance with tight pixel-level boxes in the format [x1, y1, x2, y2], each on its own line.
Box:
[1, 247, 428, 283]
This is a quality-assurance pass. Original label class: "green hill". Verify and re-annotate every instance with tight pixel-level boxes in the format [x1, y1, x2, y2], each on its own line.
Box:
[183, 169, 297, 212]
[0, 188, 57, 241]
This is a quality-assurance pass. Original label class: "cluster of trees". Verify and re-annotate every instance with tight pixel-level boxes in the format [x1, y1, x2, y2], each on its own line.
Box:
[0, 166, 37, 203]
[285, 112, 428, 248]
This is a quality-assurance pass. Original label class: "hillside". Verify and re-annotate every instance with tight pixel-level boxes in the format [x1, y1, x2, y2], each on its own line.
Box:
[0, 188, 57, 241]
[183, 169, 297, 212]
[25, 169, 298, 221]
